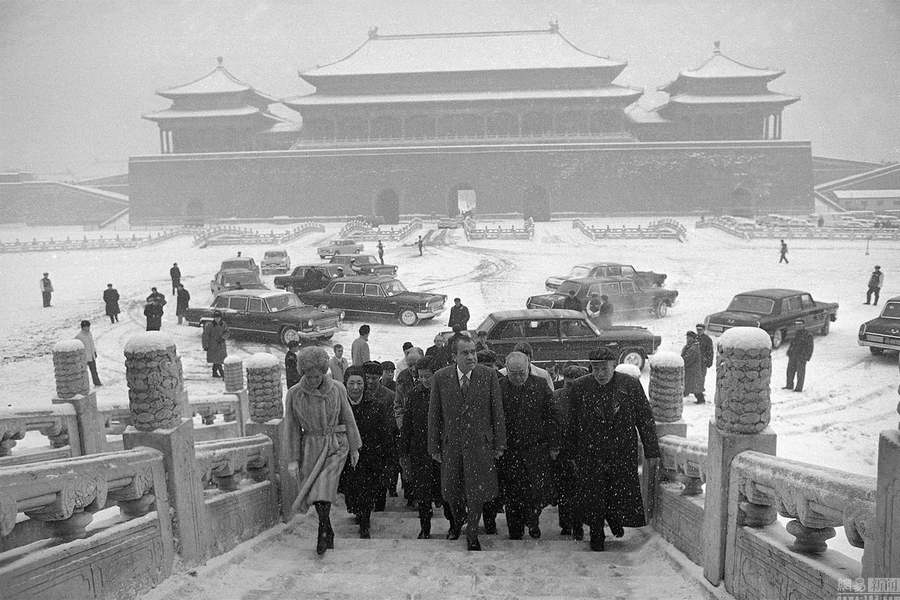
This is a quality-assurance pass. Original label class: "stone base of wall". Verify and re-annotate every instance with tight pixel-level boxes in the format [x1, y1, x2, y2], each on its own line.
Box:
[205, 481, 279, 557]
[726, 524, 859, 600]
[653, 482, 705, 565]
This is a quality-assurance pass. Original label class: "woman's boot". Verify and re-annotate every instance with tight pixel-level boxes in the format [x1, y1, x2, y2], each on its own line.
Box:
[314, 502, 330, 555]
[359, 510, 371, 539]
[417, 504, 433, 539]
[321, 502, 334, 549]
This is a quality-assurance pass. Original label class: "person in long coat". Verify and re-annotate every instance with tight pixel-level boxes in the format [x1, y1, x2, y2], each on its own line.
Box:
[201, 311, 228, 378]
[496, 352, 560, 540]
[103, 283, 120, 323]
[284, 346, 361, 555]
[696, 323, 714, 394]
[175, 283, 190, 325]
[552, 364, 588, 538]
[681, 330, 704, 403]
[399, 356, 452, 538]
[144, 300, 163, 331]
[567, 347, 660, 551]
[428, 337, 506, 551]
[784, 321, 814, 392]
[361, 361, 399, 512]
[339, 365, 394, 539]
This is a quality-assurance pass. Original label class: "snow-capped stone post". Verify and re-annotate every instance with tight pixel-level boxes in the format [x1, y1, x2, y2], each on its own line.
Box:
[703, 327, 777, 585]
[222, 355, 249, 435]
[121, 331, 208, 565]
[243, 352, 293, 521]
[51, 339, 105, 454]
[865, 374, 900, 577]
[648, 351, 687, 438]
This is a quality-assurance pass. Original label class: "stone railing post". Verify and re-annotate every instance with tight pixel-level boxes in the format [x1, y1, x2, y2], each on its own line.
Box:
[865, 377, 900, 577]
[243, 352, 295, 521]
[121, 332, 208, 565]
[51, 340, 106, 454]
[648, 351, 687, 438]
[703, 327, 777, 585]
[223, 355, 244, 392]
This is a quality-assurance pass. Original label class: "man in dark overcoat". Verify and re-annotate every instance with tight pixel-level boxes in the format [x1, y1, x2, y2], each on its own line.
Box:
[681, 331, 705, 404]
[552, 364, 588, 537]
[169, 262, 181, 295]
[448, 297, 470, 331]
[362, 361, 399, 512]
[696, 323, 714, 395]
[496, 352, 560, 540]
[144, 300, 164, 331]
[784, 320, 814, 392]
[428, 337, 506, 551]
[567, 347, 660, 551]
[175, 283, 190, 325]
[103, 283, 120, 323]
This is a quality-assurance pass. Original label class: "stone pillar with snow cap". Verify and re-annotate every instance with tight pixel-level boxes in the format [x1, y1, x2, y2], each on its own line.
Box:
[648, 351, 686, 437]
[245, 353, 283, 423]
[51, 339, 106, 454]
[614, 363, 642, 380]
[703, 327, 777, 585]
[223, 355, 244, 392]
[122, 331, 208, 564]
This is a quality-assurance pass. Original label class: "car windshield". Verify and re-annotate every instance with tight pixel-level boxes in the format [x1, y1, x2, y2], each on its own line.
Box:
[224, 272, 261, 285]
[222, 260, 251, 270]
[266, 294, 304, 312]
[881, 302, 900, 319]
[381, 280, 407, 296]
[557, 281, 583, 295]
[476, 316, 497, 334]
[726, 295, 775, 314]
[356, 256, 378, 265]
[567, 266, 592, 278]
[264, 251, 285, 258]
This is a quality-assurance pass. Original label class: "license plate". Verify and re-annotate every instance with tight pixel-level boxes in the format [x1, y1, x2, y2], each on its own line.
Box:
[888, 337, 900, 346]
[867, 335, 884, 343]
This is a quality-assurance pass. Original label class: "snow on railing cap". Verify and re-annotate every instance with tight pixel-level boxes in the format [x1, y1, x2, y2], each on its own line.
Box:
[649, 351, 684, 368]
[124, 331, 175, 353]
[224, 354, 243, 365]
[54, 339, 85, 352]
[244, 352, 279, 370]
[615, 363, 642, 379]
[719, 326, 772, 350]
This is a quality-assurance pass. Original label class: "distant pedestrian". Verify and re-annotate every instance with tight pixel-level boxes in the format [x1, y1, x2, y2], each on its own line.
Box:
[352, 325, 371, 366]
[74, 319, 102, 386]
[202, 310, 228, 378]
[597, 295, 614, 329]
[147, 287, 167, 308]
[144, 300, 164, 331]
[103, 283, 120, 323]
[448, 297, 470, 331]
[376, 240, 385, 265]
[416, 236, 424, 256]
[175, 283, 190, 325]
[696, 323, 714, 397]
[562, 289, 582, 312]
[329, 343, 348, 382]
[681, 331, 705, 404]
[169, 262, 181, 295]
[779, 239, 789, 264]
[285, 340, 301, 389]
[783, 321, 813, 392]
[865, 265, 884, 305]
[40, 272, 53, 307]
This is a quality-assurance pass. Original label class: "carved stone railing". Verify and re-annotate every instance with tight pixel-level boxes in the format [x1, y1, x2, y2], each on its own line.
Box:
[193, 223, 323, 246]
[464, 218, 534, 240]
[730, 451, 875, 554]
[0, 406, 81, 466]
[659, 436, 707, 495]
[0, 230, 187, 253]
[338, 218, 423, 241]
[697, 216, 900, 241]
[194, 434, 273, 492]
[572, 218, 684, 241]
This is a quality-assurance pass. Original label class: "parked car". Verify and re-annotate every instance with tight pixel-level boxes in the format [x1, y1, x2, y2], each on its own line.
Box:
[184, 289, 343, 346]
[705, 289, 838, 349]
[273, 264, 345, 294]
[210, 269, 268, 295]
[328, 254, 398, 276]
[260, 249, 291, 274]
[472, 309, 661, 370]
[545, 262, 667, 291]
[858, 295, 900, 355]
[527, 277, 678, 319]
[317, 239, 363, 259]
[298, 275, 446, 326]
[219, 256, 259, 274]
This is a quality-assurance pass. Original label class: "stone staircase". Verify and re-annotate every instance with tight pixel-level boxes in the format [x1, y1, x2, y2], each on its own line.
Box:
[143, 495, 726, 600]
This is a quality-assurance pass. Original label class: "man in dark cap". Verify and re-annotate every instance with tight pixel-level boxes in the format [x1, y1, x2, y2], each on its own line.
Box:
[363, 361, 399, 509]
[562, 289, 582, 312]
[566, 347, 660, 551]
[696, 323, 714, 397]
[866, 265, 884, 305]
[784, 320, 814, 392]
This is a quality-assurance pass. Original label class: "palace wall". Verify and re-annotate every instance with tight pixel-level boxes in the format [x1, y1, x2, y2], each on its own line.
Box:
[128, 140, 812, 224]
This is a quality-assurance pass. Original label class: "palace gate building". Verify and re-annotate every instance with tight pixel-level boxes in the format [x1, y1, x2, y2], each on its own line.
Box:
[130, 26, 811, 224]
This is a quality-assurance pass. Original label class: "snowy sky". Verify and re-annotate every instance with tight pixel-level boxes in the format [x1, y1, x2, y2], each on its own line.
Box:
[1, 0, 898, 179]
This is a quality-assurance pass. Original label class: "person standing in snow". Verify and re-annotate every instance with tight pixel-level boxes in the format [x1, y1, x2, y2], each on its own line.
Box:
[376, 240, 385, 265]
[865, 265, 884, 305]
[351, 325, 371, 366]
[202, 310, 228, 378]
[783, 321, 814, 392]
[74, 319, 102, 386]
[169, 262, 181, 296]
[40, 272, 53, 307]
[284, 340, 301, 389]
[175, 283, 190, 325]
[681, 331, 705, 404]
[696, 323, 714, 398]
[779, 239, 789, 264]
[596, 295, 614, 329]
[416, 235, 424, 256]
[144, 299, 164, 331]
[103, 283, 120, 323]
[448, 297, 470, 331]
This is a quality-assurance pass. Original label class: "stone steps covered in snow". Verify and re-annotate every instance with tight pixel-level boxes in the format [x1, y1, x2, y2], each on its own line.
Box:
[142, 497, 725, 600]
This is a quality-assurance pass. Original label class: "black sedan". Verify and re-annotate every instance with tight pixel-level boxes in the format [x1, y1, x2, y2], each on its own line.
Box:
[474, 309, 661, 370]
[705, 289, 838, 349]
[184, 289, 343, 346]
[298, 275, 446, 326]
[858, 296, 900, 355]
[527, 276, 678, 319]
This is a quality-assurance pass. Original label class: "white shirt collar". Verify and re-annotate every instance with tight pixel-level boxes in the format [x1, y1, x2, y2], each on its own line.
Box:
[456, 366, 472, 382]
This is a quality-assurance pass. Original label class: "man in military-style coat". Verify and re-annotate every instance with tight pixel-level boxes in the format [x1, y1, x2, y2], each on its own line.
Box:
[567, 347, 660, 551]
[784, 320, 814, 392]
[428, 338, 506, 551]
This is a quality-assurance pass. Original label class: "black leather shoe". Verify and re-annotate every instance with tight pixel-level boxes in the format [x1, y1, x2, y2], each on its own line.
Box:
[781, 386, 794, 390]
[483, 518, 497, 535]
[528, 526, 541, 539]
[508, 529, 524, 540]
[466, 536, 482, 551]
[572, 526, 584, 541]
[589, 536, 605, 551]
[793, 388, 803, 392]
[609, 522, 624, 538]
[446, 525, 461, 540]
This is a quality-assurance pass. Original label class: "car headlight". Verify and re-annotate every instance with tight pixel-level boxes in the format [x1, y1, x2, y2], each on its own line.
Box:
[307, 320, 313, 327]
[339, 311, 345, 321]
[859, 324, 866, 337]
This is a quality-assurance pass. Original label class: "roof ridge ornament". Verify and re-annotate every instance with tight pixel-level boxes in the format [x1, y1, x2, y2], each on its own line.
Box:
[368, 26, 379, 39]
[217, 56, 224, 66]
[549, 19, 559, 33]
[713, 41, 721, 54]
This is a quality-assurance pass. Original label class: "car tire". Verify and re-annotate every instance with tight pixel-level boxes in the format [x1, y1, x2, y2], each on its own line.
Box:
[870, 347, 884, 356]
[654, 301, 668, 319]
[399, 309, 419, 326]
[280, 326, 301, 346]
[820, 319, 830, 336]
[771, 329, 784, 349]
[619, 349, 645, 371]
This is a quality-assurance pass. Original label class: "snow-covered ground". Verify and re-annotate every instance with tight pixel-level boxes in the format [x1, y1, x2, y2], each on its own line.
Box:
[2, 218, 898, 478]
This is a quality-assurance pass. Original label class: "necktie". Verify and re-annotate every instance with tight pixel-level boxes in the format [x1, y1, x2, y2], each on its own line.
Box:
[460, 374, 469, 397]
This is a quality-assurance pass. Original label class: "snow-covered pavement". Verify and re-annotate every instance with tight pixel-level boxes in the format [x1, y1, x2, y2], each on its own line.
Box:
[2, 218, 898, 477]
